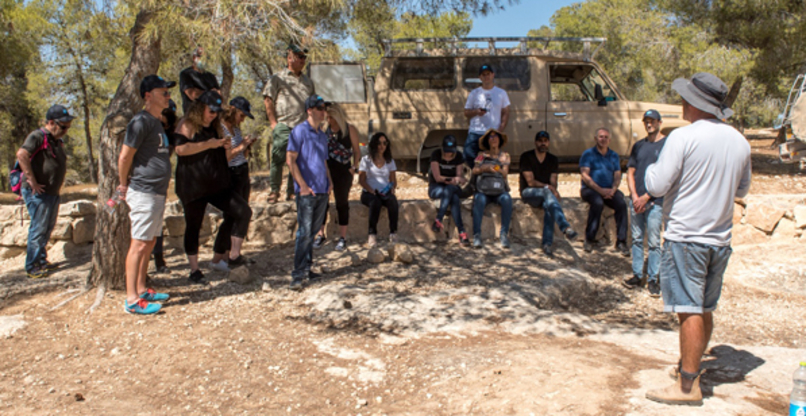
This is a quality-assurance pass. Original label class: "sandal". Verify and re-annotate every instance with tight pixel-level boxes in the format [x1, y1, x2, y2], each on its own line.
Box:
[267, 192, 280, 203]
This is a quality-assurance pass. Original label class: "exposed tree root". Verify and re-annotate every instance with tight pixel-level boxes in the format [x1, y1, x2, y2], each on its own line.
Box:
[54, 288, 82, 298]
[85, 284, 106, 315]
[49, 285, 91, 311]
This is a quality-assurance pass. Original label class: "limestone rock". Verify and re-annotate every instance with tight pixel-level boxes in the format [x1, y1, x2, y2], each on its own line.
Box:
[745, 203, 785, 233]
[164, 200, 184, 216]
[49, 240, 90, 261]
[771, 218, 797, 244]
[58, 200, 96, 217]
[731, 224, 768, 246]
[50, 219, 73, 241]
[390, 243, 414, 264]
[367, 247, 386, 264]
[71, 215, 95, 244]
[0, 205, 27, 222]
[228, 266, 253, 285]
[163, 216, 186, 237]
[0, 221, 27, 246]
[732, 203, 745, 225]
[267, 202, 295, 217]
[794, 205, 806, 229]
[0, 246, 24, 259]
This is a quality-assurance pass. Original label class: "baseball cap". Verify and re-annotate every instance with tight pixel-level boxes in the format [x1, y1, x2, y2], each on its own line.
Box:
[643, 109, 661, 121]
[229, 96, 254, 119]
[199, 90, 224, 113]
[166, 99, 177, 113]
[46, 105, 76, 123]
[442, 135, 458, 153]
[479, 64, 494, 75]
[535, 130, 550, 141]
[305, 95, 325, 110]
[139, 75, 176, 98]
[288, 43, 308, 57]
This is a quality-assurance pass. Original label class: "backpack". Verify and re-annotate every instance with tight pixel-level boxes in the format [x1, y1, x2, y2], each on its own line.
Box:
[472, 154, 510, 196]
[10, 129, 53, 198]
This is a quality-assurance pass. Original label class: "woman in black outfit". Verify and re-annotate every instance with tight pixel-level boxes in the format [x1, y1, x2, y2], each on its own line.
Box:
[313, 103, 361, 251]
[174, 91, 252, 284]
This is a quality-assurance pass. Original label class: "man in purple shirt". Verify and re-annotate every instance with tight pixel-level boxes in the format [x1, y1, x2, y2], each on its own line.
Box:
[287, 95, 332, 290]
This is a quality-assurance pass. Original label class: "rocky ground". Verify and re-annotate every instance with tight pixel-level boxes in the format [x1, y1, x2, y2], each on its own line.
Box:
[0, 130, 803, 415]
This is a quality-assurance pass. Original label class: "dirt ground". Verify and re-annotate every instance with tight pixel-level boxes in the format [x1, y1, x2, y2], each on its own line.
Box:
[0, 129, 803, 415]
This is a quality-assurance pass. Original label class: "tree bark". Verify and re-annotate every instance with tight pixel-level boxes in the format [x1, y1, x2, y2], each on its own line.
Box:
[87, 9, 161, 289]
[725, 76, 743, 108]
[220, 42, 234, 101]
[77, 69, 98, 183]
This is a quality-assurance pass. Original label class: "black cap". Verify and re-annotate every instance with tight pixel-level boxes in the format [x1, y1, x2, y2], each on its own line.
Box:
[288, 43, 308, 56]
[479, 64, 494, 75]
[46, 105, 75, 123]
[229, 96, 254, 119]
[139, 75, 176, 98]
[535, 130, 550, 141]
[643, 109, 661, 121]
[305, 95, 325, 110]
[199, 90, 224, 113]
[442, 135, 458, 153]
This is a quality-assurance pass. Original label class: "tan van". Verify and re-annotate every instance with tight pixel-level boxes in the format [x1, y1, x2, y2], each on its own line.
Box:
[311, 37, 686, 171]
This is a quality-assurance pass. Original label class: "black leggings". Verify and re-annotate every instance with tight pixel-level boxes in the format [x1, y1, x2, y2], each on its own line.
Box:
[182, 189, 252, 256]
[360, 191, 399, 235]
[229, 163, 251, 237]
[321, 160, 353, 228]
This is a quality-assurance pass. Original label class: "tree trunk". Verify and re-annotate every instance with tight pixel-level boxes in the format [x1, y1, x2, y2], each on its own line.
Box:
[87, 9, 161, 289]
[220, 42, 234, 101]
[725, 76, 743, 108]
[77, 69, 97, 183]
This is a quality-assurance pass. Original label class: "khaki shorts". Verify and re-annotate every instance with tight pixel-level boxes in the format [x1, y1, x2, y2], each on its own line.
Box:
[127, 189, 166, 241]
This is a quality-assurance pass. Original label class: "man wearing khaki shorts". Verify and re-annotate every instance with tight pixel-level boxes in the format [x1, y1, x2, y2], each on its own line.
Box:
[117, 75, 176, 315]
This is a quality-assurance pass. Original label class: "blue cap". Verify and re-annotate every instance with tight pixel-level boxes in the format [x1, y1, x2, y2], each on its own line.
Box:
[643, 109, 661, 121]
[479, 64, 494, 75]
[305, 95, 325, 110]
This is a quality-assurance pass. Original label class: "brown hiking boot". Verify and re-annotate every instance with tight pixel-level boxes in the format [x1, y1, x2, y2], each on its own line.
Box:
[646, 371, 703, 406]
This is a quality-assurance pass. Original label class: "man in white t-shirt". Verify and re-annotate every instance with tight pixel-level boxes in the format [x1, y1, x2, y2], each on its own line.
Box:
[463, 64, 511, 165]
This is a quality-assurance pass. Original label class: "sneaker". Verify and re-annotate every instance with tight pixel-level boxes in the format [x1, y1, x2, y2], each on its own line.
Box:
[209, 260, 230, 272]
[622, 275, 643, 289]
[228, 255, 249, 267]
[153, 255, 168, 273]
[542, 244, 553, 257]
[313, 235, 326, 250]
[289, 279, 304, 291]
[367, 234, 377, 248]
[431, 219, 444, 233]
[563, 228, 578, 241]
[583, 240, 594, 253]
[458, 232, 470, 247]
[189, 269, 207, 285]
[473, 235, 483, 249]
[500, 234, 511, 249]
[616, 241, 630, 257]
[139, 288, 170, 302]
[389, 233, 399, 243]
[645, 372, 703, 406]
[648, 280, 661, 297]
[124, 298, 161, 315]
[27, 266, 48, 279]
[40, 260, 58, 271]
[335, 237, 347, 251]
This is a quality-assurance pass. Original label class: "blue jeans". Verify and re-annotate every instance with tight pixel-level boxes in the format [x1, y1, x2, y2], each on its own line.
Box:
[521, 187, 571, 246]
[22, 188, 60, 272]
[428, 184, 465, 233]
[630, 200, 663, 282]
[464, 132, 483, 166]
[472, 192, 512, 237]
[660, 240, 732, 314]
[292, 193, 329, 281]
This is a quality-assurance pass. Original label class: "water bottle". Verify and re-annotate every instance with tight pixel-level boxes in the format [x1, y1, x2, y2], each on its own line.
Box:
[791, 362, 806, 416]
[380, 183, 393, 195]
[104, 190, 123, 214]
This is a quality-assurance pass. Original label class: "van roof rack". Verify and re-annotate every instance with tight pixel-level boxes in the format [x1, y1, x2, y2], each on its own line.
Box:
[383, 36, 607, 61]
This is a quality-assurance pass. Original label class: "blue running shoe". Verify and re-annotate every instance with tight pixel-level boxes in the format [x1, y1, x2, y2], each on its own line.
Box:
[139, 288, 169, 302]
[124, 299, 161, 315]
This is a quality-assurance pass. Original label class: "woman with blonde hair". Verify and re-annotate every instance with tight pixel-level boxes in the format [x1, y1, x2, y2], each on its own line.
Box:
[313, 103, 361, 251]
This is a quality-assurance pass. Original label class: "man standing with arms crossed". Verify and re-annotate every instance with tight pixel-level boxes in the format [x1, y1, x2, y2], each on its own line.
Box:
[644, 73, 751, 405]
[179, 47, 220, 114]
[117, 75, 176, 315]
[264, 43, 316, 203]
[463, 63, 510, 165]
[623, 110, 666, 296]
[287, 95, 332, 291]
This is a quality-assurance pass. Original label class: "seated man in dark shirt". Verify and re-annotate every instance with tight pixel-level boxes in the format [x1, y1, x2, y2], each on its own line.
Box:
[519, 131, 578, 256]
[179, 47, 220, 114]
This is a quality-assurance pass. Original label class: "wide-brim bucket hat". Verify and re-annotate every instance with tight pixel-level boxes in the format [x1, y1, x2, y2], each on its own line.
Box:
[479, 128, 508, 150]
[671, 72, 734, 119]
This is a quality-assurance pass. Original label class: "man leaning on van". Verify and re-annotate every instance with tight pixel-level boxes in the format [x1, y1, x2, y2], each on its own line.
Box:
[463, 64, 510, 166]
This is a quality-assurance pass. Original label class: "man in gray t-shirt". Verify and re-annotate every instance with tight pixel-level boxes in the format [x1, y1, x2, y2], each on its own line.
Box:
[117, 75, 176, 315]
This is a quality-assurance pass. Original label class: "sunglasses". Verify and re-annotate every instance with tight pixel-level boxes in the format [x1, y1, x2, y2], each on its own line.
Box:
[314, 105, 326, 111]
[295, 53, 307, 60]
[56, 122, 70, 129]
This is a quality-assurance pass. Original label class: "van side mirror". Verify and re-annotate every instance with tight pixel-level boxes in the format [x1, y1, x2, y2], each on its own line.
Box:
[595, 84, 607, 107]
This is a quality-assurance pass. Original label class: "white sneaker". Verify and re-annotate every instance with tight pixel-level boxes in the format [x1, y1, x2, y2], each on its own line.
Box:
[209, 260, 230, 272]
[389, 233, 399, 243]
[367, 234, 377, 248]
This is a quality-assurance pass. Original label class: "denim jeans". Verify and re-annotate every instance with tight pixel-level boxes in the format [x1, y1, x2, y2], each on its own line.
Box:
[630, 200, 663, 282]
[660, 240, 731, 314]
[292, 193, 329, 281]
[521, 187, 571, 246]
[580, 187, 628, 243]
[22, 188, 60, 272]
[472, 192, 512, 237]
[464, 132, 483, 166]
[428, 184, 465, 233]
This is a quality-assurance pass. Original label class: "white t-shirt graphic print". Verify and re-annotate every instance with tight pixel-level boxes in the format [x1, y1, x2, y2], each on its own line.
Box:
[465, 86, 510, 134]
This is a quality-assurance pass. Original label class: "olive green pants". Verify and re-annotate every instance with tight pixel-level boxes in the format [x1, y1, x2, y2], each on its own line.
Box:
[268, 123, 294, 197]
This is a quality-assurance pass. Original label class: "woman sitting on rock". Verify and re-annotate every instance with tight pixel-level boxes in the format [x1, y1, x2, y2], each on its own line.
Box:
[429, 135, 469, 246]
[174, 91, 252, 284]
[358, 132, 398, 247]
[471, 128, 513, 249]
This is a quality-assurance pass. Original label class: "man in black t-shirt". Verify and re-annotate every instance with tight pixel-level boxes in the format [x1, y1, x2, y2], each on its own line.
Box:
[519, 130, 578, 256]
[428, 135, 470, 245]
[179, 47, 221, 114]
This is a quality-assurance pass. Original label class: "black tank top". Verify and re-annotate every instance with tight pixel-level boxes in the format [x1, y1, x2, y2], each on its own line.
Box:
[174, 125, 230, 202]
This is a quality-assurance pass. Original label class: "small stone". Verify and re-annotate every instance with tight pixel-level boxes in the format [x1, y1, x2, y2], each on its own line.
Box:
[228, 266, 253, 285]
[375, 396, 383, 404]
[343, 300, 353, 309]
[110, 347, 120, 356]
[262, 282, 271, 292]
[74, 392, 85, 401]
[49, 387, 56, 394]
[358, 398, 368, 406]
[390, 243, 414, 264]
[367, 247, 385, 264]
[75, 379, 82, 384]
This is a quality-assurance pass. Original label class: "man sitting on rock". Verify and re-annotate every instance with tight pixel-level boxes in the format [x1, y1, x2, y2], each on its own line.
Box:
[519, 130, 577, 256]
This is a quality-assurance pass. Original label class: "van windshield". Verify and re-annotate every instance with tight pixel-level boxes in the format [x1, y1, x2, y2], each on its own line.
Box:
[391, 58, 456, 91]
[463, 57, 530, 91]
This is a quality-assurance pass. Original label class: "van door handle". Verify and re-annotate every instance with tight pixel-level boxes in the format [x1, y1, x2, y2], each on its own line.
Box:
[554, 112, 567, 117]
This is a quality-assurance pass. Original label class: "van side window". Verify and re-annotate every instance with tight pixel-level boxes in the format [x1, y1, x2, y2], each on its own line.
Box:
[463, 57, 530, 91]
[391, 58, 456, 91]
[550, 64, 618, 102]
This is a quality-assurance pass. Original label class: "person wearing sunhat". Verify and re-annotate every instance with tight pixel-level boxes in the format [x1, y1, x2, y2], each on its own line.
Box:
[463, 63, 510, 166]
[428, 135, 470, 246]
[264, 43, 316, 203]
[174, 90, 252, 285]
[644, 73, 751, 406]
[16, 104, 75, 279]
[117, 75, 176, 314]
[470, 128, 513, 249]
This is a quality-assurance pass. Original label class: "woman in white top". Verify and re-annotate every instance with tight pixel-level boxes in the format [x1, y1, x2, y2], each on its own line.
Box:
[358, 132, 398, 247]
